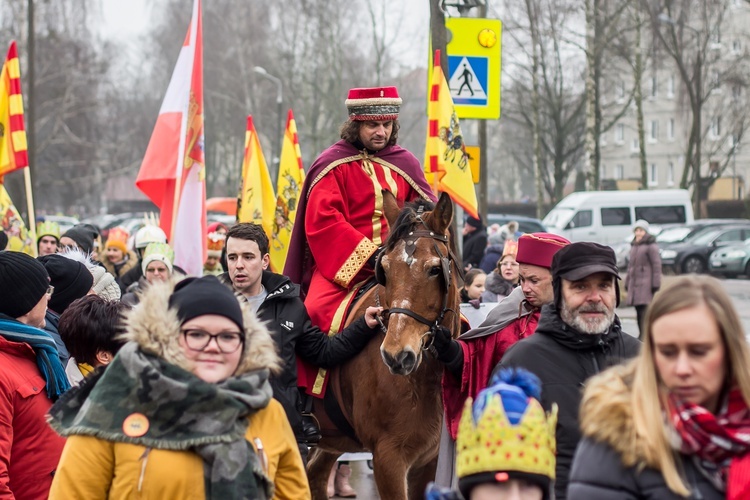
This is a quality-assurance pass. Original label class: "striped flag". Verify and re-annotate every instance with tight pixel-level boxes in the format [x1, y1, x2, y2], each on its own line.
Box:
[136, 0, 205, 276]
[0, 41, 29, 179]
[424, 50, 479, 218]
[269, 109, 305, 273]
[237, 115, 276, 260]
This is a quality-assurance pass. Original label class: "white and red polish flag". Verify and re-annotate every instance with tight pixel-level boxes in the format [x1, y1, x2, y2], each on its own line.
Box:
[136, 0, 205, 276]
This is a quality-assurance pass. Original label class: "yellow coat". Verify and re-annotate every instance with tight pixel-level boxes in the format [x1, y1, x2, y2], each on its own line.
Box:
[49, 399, 310, 500]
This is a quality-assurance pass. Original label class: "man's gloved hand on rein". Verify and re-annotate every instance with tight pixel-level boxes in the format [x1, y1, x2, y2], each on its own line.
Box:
[432, 325, 464, 380]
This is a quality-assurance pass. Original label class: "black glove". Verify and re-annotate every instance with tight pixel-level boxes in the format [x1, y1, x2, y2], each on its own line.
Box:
[433, 326, 464, 381]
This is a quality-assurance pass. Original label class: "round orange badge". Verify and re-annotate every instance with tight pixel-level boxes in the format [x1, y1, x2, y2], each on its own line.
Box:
[122, 413, 150, 437]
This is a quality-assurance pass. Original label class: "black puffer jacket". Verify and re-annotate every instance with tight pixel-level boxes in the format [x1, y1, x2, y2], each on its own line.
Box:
[220, 271, 378, 440]
[462, 229, 487, 269]
[568, 365, 723, 499]
[493, 304, 641, 500]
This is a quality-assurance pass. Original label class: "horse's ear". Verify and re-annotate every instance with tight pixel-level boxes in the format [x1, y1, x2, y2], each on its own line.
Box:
[433, 192, 453, 234]
[383, 190, 400, 228]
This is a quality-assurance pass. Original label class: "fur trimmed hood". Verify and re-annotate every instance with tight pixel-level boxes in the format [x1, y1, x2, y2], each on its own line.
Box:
[121, 279, 281, 377]
[579, 363, 654, 468]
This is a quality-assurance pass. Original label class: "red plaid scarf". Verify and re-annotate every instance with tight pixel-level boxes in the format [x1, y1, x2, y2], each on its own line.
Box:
[668, 387, 750, 498]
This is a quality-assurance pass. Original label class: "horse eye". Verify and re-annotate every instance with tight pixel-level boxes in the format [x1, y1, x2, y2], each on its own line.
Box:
[428, 266, 442, 277]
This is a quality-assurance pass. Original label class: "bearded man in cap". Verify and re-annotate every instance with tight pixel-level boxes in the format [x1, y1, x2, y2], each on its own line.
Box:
[0, 252, 68, 498]
[432, 232, 569, 485]
[493, 242, 641, 500]
[285, 86, 435, 399]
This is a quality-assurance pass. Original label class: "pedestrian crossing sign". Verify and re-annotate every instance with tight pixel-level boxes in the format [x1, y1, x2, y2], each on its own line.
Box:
[446, 18, 502, 120]
[449, 56, 488, 106]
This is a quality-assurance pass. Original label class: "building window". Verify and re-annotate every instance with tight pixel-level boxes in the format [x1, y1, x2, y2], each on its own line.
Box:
[631, 138, 640, 152]
[601, 163, 607, 179]
[649, 163, 658, 186]
[649, 120, 659, 142]
[667, 162, 675, 186]
[711, 71, 721, 93]
[599, 132, 607, 146]
[667, 74, 675, 98]
[710, 116, 722, 139]
[616, 80, 625, 102]
[615, 164, 624, 180]
[615, 123, 625, 143]
[710, 26, 721, 47]
[649, 76, 658, 99]
[667, 118, 675, 140]
[733, 85, 742, 99]
[733, 39, 742, 54]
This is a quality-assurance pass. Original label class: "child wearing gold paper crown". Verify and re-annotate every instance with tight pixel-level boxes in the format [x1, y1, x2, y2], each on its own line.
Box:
[203, 231, 225, 276]
[427, 368, 557, 500]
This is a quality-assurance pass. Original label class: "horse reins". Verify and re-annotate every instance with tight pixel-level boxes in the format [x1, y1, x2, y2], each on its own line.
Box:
[375, 218, 461, 351]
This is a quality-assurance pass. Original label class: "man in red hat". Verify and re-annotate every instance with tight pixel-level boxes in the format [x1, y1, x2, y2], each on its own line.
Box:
[285, 86, 435, 397]
[434, 232, 570, 439]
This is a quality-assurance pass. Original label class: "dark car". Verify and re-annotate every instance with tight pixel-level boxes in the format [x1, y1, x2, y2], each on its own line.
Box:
[486, 214, 547, 234]
[660, 224, 750, 274]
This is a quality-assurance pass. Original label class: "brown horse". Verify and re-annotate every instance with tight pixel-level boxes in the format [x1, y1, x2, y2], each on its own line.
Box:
[307, 192, 461, 499]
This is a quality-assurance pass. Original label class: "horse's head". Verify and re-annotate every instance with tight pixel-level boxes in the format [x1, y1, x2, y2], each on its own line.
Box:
[376, 192, 459, 376]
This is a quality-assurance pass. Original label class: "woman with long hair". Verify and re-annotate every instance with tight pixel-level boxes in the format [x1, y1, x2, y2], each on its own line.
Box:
[568, 275, 750, 499]
[48, 276, 309, 499]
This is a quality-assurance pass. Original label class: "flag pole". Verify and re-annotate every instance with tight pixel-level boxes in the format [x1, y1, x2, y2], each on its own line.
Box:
[23, 167, 37, 255]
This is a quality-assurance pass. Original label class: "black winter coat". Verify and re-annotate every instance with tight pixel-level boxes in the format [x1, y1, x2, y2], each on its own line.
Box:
[220, 271, 378, 440]
[493, 304, 642, 500]
[462, 229, 487, 269]
[569, 438, 723, 499]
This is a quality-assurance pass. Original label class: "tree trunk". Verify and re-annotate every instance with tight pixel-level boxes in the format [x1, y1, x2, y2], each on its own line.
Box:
[634, 3, 647, 189]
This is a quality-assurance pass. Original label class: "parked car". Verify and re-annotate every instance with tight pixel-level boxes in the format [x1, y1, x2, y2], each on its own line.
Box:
[38, 215, 79, 234]
[709, 239, 750, 278]
[660, 225, 750, 274]
[486, 214, 547, 234]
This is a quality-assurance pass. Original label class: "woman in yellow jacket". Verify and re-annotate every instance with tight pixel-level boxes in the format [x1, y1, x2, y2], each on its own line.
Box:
[48, 275, 310, 499]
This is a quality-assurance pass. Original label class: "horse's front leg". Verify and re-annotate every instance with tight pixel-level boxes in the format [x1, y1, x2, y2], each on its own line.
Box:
[372, 443, 409, 499]
[307, 447, 340, 500]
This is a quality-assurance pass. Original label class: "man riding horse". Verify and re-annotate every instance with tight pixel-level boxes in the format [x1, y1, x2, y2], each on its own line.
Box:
[285, 86, 435, 400]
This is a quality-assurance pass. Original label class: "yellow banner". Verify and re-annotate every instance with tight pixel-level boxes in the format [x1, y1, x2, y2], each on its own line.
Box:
[270, 110, 305, 273]
[0, 184, 35, 255]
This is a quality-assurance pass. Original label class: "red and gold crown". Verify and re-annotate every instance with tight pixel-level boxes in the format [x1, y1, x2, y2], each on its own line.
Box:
[345, 86, 402, 121]
[207, 231, 226, 257]
[105, 226, 130, 254]
[456, 386, 557, 483]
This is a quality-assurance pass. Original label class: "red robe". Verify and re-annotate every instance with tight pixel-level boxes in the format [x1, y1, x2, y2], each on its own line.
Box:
[285, 140, 435, 396]
[442, 310, 540, 439]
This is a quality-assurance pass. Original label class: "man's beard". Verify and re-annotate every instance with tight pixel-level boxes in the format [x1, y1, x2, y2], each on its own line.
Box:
[560, 301, 615, 335]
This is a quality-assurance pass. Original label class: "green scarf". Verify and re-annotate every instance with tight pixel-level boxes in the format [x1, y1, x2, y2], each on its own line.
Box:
[48, 342, 273, 499]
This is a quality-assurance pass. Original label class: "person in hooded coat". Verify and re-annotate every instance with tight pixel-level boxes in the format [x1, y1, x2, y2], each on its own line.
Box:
[48, 276, 310, 499]
[625, 219, 661, 338]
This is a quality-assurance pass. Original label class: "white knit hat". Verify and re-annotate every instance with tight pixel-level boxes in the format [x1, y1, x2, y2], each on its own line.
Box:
[633, 219, 650, 233]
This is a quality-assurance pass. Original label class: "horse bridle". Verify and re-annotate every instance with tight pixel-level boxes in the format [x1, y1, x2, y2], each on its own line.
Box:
[374, 217, 460, 351]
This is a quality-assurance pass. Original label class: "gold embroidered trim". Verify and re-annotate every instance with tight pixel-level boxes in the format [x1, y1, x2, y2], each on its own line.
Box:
[333, 238, 378, 288]
[311, 285, 362, 395]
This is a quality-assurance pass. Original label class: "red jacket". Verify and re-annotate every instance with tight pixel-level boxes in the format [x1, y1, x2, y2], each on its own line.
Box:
[0, 336, 66, 499]
[442, 311, 540, 439]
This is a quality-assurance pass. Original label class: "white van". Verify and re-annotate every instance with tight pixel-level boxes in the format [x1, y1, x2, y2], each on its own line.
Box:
[543, 190, 694, 245]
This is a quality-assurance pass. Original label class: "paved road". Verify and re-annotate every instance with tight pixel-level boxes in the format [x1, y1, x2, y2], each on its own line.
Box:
[326, 277, 750, 499]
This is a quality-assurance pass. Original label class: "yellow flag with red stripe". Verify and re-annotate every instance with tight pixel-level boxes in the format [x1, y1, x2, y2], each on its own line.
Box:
[269, 109, 305, 273]
[237, 115, 276, 261]
[424, 50, 478, 218]
[0, 41, 29, 180]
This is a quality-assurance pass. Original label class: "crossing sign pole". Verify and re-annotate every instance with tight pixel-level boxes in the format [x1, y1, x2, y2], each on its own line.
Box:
[446, 18, 502, 120]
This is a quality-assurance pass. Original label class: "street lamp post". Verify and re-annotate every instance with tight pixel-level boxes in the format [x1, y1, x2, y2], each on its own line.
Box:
[252, 66, 283, 183]
[658, 13, 702, 216]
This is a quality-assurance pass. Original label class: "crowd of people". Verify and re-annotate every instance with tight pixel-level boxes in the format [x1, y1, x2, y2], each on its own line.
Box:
[0, 83, 746, 500]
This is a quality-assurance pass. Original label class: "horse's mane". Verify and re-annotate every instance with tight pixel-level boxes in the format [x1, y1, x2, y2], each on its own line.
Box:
[384, 198, 436, 251]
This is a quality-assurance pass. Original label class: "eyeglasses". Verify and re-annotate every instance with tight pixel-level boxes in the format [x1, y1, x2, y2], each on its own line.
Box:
[181, 329, 244, 353]
[46, 285, 55, 296]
